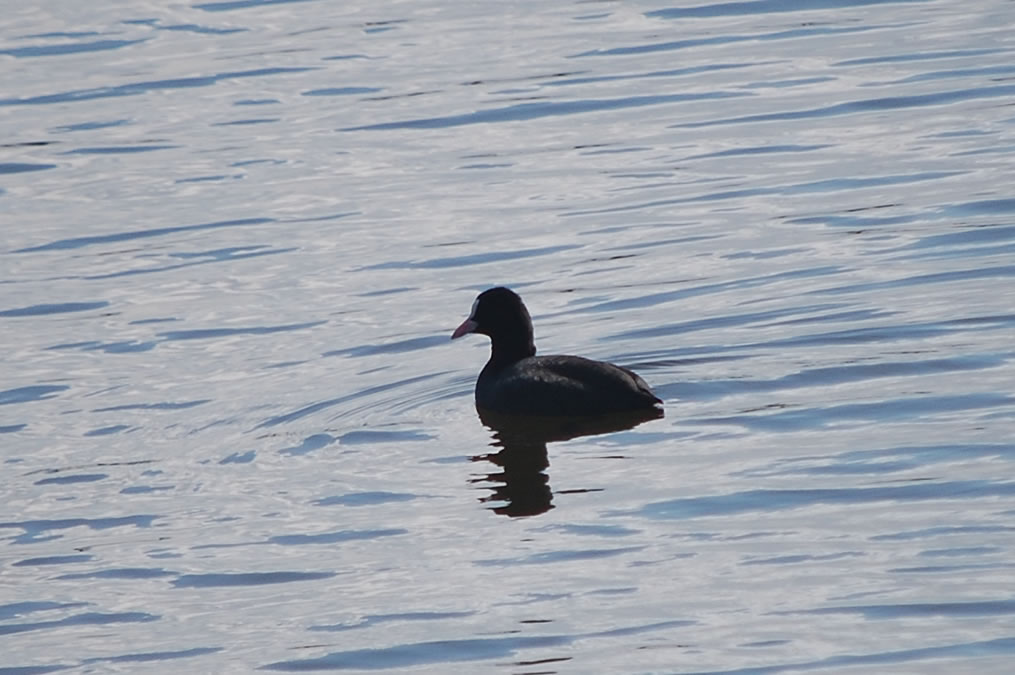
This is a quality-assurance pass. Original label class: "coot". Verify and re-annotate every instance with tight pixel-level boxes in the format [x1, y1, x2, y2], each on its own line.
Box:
[451, 287, 663, 416]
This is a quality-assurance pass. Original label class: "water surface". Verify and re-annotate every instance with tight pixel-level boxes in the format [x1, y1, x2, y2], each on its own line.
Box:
[2, 0, 1015, 672]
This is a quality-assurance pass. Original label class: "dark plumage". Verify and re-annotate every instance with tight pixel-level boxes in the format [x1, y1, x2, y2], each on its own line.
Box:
[451, 287, 663, 416]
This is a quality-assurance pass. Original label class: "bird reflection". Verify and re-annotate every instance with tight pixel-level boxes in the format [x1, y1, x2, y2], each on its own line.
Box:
[471, 406, 663, 518]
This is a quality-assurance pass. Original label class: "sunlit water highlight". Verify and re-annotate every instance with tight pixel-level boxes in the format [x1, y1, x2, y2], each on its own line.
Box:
[2, 0, 1015, 673]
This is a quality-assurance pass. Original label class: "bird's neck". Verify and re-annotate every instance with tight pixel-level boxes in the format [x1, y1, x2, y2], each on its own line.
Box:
[489, 334, 536, 368]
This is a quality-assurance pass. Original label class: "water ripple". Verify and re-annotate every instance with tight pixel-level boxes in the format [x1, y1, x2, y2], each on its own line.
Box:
[0, 385, 68, 405]
[158, 321, 326, 341]
[681, 354, 1006, 401]
[0, 38, 147, 58]
[263, 619, 692, 671]
[0, 68, 316, 107]
[683, 636, 1015, 675]
[0, 302, 109, 317]
[573, 23, 892, 57]
[626, 480, 1015, 520]
[267, 529, 407, 546]
[674, 84, 1015, 128]
[646, 0, 930, 20]
[342, 91, 747, 131]
[694, 393, 1014, 431]
[0, 610, 158, 637]
[12, 217, 274, 253]
[0, 516, 158, 543]
[172, 571, 335, 588]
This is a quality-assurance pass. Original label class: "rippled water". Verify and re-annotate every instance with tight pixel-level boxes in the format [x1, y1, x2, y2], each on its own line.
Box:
[3, 0, 1015, 672]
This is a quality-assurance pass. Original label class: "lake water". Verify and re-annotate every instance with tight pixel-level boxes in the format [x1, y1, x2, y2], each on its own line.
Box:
[2, 0, 1015, 672]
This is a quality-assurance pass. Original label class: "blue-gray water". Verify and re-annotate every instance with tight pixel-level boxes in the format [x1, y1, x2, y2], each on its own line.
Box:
[3, 1, 1015, 673]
